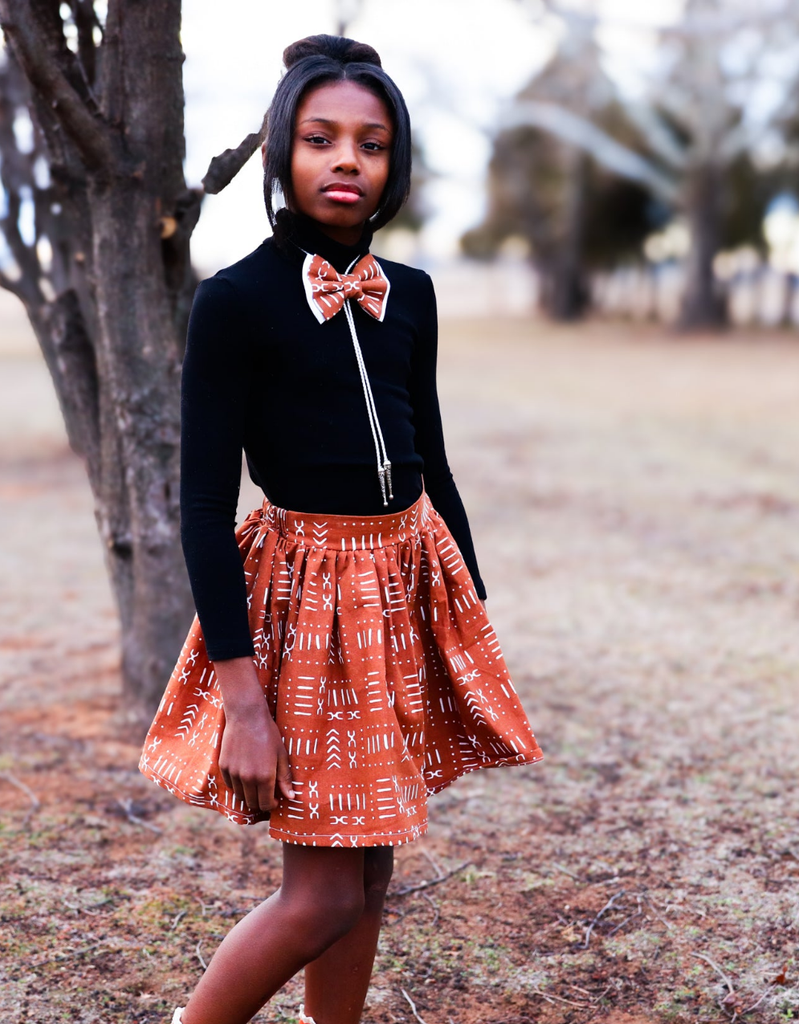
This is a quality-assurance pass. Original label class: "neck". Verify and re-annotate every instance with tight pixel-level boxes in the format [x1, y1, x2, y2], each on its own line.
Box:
[275, 210, 374, 272]
[313, 220, 368, 247]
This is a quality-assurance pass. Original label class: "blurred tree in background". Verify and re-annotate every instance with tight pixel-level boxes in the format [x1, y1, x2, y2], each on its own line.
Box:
[387, 138, 433, 235]
[0, 0, 260, 712]
[472, 0, 799, 326]
[462, 15, 668, 319]
[462, 121, 662, 319]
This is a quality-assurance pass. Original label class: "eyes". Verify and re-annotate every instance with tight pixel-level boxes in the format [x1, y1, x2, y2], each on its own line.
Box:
[302, 134, 388, 152]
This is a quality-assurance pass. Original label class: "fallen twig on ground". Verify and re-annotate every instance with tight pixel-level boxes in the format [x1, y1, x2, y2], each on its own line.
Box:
[529, 986, 590, 1009]
[195, 941, 208, 971]
[641, 891, 674, 931]
[393, 860, 471, 896]
[421, 848, 443, 877]
[740, 988, 771, 1015]
[691, 951, 753, 1021]
[607, 909, 643, 936]
[582, 889, 626, 948]
[0, 770, 40, 825]
[607, 892, 643, 936]
[116, 797, 163, 834]
[28, 940, 114, 970]
[421, 891, 439, 926]
[401, 987, 428, 1023]
[691, 951, 736, 998]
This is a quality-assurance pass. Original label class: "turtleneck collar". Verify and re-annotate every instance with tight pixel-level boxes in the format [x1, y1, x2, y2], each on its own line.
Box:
[272, 210, 374, 273]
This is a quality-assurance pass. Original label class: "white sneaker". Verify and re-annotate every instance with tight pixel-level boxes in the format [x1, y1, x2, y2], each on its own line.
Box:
[171, 1009, 185, 1024]
[298, 1006, 317, 1024]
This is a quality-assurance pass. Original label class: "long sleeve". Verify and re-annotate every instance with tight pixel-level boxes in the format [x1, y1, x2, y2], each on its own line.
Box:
[180, 276, 255, 660]
[408, 273, 487, 600]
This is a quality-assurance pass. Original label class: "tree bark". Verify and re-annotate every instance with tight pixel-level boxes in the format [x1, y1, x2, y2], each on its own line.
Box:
[537, 149, 590, 321]
[0, 0, 201, 713]
[551, 150, 589, 320]
[680, 164, 727, 329]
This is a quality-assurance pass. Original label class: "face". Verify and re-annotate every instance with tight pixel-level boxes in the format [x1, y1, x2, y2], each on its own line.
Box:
[283, 79, 393, 245]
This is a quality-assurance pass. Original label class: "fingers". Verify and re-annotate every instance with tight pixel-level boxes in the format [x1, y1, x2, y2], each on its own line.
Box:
[218, 725, 293, 813]
[257, 775, 278, 813]
[220, 760, 259, 810]
[256, 742, 294, 811]
[222, 769, 273, 812]
[241, 776, 261, 813]
[240, 750, 294, 813]
[275, 745, 296, 802]
[222, 767, 248, 809]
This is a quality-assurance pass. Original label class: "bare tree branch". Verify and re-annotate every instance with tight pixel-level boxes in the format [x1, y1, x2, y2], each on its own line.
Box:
[502, 100, 680, 202]
[542, 0, 790, 37]
[0, 0, 114, 173]
[202, 113, 267, 195]
[70, 0, 101, 89]
[623, 103, 687, 171]
[0, 268, 26, 300]
[335, 0, 365, 36]
[0, 53, 47, 307]
[0, 192, 45, 302]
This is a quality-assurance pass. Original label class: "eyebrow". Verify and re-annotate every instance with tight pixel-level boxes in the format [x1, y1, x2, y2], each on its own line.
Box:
[299, 116, 391, 132]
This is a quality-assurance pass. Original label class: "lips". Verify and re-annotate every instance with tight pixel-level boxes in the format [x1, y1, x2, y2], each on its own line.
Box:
[321, 182, 364, 205]
[322, 182, 364, 196]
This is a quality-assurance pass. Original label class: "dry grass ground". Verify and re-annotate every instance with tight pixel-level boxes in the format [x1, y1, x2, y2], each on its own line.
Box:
[1, 311, 798, 1024]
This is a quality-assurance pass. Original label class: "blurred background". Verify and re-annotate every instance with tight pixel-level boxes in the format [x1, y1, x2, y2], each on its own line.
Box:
[187, 0, 799, 327]
[6, 0, 799, 332]
[2, 2, 799, 1022]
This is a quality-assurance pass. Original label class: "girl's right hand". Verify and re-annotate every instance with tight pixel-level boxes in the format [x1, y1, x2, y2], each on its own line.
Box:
[214, 658, 295, 813]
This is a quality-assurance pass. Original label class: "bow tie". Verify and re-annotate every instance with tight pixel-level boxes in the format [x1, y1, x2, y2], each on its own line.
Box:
[300, 250, 394, 506]
[302, 252, 390, 324]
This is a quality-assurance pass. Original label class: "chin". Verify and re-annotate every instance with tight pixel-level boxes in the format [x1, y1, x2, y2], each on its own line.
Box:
[310, 198, 376, 225]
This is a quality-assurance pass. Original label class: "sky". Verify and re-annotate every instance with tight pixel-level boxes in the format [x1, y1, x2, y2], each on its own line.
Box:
[182, 0, 684, 273]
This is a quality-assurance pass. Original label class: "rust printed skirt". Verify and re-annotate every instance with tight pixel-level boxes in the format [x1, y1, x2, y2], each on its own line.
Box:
[139, 492, 542, 846]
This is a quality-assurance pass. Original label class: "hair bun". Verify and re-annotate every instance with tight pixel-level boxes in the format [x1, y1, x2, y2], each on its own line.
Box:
[283, 34, 382, 70]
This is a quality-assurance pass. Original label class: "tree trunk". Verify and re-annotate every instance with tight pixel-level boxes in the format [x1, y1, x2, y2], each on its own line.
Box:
[0, 0, 201, 714]
[541, 149, 589, 321]
[780, 271, 797, 328]
[88, 182, 195, 711]
[680, 164, 727, 329]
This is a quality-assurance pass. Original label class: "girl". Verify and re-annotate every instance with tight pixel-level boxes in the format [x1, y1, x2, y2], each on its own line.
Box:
[140, 33, 542, 1024]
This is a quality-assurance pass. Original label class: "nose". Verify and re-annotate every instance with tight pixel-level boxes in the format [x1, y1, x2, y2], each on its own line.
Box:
[331, 139, 360, 175]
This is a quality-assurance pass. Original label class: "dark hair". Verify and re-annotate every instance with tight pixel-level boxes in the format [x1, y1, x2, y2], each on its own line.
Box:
[263, 34, 412, 234]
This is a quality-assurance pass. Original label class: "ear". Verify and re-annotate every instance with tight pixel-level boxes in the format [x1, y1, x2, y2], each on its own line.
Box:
[261, 140, 267, 169]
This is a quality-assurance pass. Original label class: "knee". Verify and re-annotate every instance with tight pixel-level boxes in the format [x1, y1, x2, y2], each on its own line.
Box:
[364, 847, 394, 910]
[281, 883, 365, 957]
[326, 882, 366, 933]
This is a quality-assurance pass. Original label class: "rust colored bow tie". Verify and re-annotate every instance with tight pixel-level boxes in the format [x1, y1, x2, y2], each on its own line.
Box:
[302, 252, 390, 324]
[300, 250, 394, 505]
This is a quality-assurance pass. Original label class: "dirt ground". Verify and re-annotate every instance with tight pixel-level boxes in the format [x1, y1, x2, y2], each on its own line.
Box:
[1, 313, 799, 1024]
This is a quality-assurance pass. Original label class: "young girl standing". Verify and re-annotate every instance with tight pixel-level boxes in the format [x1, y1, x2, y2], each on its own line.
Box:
[140, 33, 542, 1024]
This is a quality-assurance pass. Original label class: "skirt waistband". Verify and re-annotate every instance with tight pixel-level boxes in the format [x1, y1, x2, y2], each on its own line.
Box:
[255, 490, 433, 550]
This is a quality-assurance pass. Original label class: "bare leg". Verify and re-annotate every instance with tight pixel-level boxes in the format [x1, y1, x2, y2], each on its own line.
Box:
[303, 847, 394, 1024]
[181, 846, 367, 1024]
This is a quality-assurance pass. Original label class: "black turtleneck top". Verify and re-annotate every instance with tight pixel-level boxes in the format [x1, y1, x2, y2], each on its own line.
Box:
[181, 214, 486, 661]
